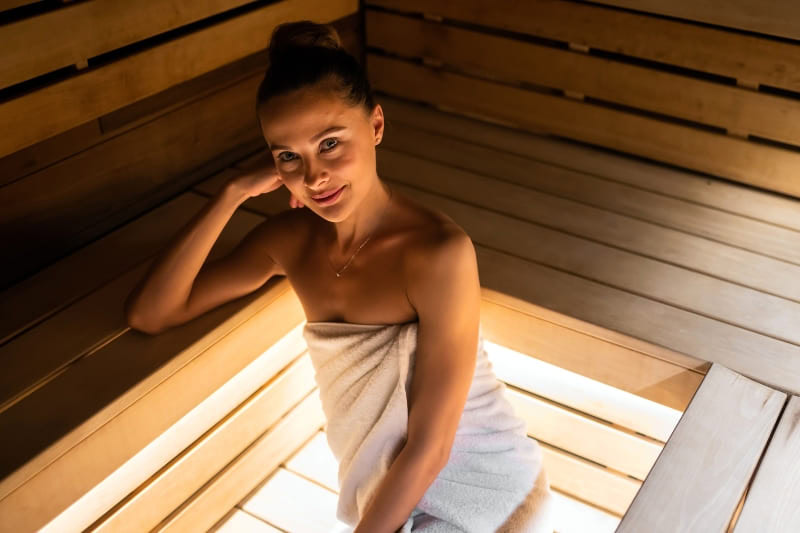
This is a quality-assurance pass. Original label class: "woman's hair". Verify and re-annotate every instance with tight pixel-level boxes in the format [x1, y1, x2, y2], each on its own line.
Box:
[256, 20, 376, 119]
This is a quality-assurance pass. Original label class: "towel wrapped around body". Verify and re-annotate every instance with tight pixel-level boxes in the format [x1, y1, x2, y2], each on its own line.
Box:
[302, 320, 555, 532]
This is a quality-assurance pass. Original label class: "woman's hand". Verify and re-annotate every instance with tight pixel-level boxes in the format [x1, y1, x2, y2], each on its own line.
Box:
[226, 154, 283, 200]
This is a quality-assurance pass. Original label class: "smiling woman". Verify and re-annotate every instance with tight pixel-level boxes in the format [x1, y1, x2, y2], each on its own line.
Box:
[125, 17, 554, 533]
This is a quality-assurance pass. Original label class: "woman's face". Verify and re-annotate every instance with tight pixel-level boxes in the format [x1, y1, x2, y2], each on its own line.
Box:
[258, 84, 384, 222]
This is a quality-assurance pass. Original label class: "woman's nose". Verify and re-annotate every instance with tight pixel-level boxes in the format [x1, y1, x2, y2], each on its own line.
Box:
[304, 161, 329, 189]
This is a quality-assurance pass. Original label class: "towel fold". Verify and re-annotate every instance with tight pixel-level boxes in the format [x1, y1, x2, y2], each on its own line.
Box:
[302, 320, 555, 532]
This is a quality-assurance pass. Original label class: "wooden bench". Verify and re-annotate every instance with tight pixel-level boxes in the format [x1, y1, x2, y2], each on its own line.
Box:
[617, 363, 796, 532]
[0, 155, 323, 532]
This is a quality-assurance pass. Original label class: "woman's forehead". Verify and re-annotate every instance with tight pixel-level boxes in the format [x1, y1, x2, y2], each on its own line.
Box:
[261, 92, 360, 147]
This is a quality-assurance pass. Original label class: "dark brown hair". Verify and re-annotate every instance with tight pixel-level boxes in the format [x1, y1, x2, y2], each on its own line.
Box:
[256, 20, 376, 120]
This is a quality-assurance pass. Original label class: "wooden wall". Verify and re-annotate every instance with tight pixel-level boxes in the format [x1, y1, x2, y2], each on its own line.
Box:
[0, 0, 360, 291]
[364, 0, 800, 201]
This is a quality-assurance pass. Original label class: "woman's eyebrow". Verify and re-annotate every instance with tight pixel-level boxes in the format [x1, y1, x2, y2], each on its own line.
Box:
[270, 125, 347, 150]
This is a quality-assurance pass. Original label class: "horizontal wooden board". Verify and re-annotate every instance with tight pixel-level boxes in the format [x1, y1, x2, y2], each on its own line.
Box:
[375, 95, 800, 234]
[475, 243, 800, 396]
[382, 175, 800, 347]
[367, 10, 800, 148]
[617, 363, 786, 532]
[481, 298, 701, 413]
[592, 0, 800, 42]
[1, 0, 256, 91]
[0, 72, 263, 289]
[486, 339, 681, 442]
[378, 123, 800, 300]
[0, 0, 357, 158]
[0, 279, 303, 531]
[368, 53, 800, 200]
[0, 203, 263, 411]
[507, 388, 662, 481]
[367, 0, 800, 94]
[0, 192, 207, 345]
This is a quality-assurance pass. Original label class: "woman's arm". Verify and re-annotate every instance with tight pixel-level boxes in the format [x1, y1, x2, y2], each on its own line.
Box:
[355, 227, 482, 533]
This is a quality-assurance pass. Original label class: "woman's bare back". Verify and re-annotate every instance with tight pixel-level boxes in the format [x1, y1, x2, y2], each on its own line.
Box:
[271, 189, 454, 325]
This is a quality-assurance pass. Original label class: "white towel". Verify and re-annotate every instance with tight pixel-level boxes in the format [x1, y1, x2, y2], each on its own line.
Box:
[302, 320, 555, 532]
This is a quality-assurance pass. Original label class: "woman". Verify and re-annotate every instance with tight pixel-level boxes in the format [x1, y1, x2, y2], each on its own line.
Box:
[125, 20, 554, 533]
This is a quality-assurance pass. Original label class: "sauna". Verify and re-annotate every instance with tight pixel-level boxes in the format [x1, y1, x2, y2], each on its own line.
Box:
[2, 0, 799, 531]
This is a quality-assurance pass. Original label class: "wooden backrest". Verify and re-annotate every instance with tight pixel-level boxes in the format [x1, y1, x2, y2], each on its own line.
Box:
[364, 0, 800, 200]
[0, 0, 359, 289]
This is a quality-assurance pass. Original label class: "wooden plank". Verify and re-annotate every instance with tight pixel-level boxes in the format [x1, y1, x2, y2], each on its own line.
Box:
[0, 0, 358, 157]
[0, 0, 255, 90]
[0, 192, 208, 345]
[551, 489, 620, 533]
[506, 388, 662, 481]
[481, 298, 703, 412]
[0, 205, 264, 411]
[367, 10, 800, 148]
[375, 95, 800, 234]
[153, 389, 326, 532]
[366, 0, 800, 94]
[592, 0, 800, 42]
[616, 363, 786, 532]
[476, 245, 800, 396]
[0, 120, 102, 187]
[732, 395, 800, 532]
[0, 279, 304, 531]
[368, 53, 800, 199]
[540, 442, 640, 516]
[86, 342, 315, 533]
[377, 135, 800, 298]
[486, 339, 682, 442]
[382, 177, 800, 347]
[0, 72, 263, 289]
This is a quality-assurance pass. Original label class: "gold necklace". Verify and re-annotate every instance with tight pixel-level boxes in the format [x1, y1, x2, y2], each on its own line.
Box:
[329, 185, 393, 278]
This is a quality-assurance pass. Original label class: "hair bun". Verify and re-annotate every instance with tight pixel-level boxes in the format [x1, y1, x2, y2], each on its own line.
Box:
[268, 20, 342, 63]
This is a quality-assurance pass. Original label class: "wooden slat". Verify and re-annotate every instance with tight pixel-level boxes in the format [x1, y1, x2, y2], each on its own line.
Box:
[0, 120, 102, 188]
[379, 120, 800, 285]
[375, 95, 800, 234]
[384, 178, 800, 364]
[367, 0, 800, 94]
[476, 244, 800, 396]
[368, 53, 800, 199]
[732, 395, 800, 532]
[153, 389, 326, 532]
[506, 388, 662, 481]
[0, 192, 207, 345]
[0, 0, 255, 90]
[379, 145, 800, 307]
[0, 203, 263, 411]
[540, 442, 640, 516]
[486, 340, 681, 442]
[0, 73, 263, 289]
[0, 0, 358, 158]
[617, 363, 786, 532]
[86, 341, 315, 533]
[367, 10, 800, 148]
[0, 279, 304, 532]
[592, 0, 800, 42]
[481, 298, 703, 412]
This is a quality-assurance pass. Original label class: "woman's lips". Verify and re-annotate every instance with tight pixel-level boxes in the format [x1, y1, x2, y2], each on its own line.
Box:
[311, 185, 345, 206]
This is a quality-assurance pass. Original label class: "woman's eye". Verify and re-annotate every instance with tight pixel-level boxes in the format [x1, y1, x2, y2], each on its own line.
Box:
[322, 138, 339, 151]
[278, 152, 296, 162]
